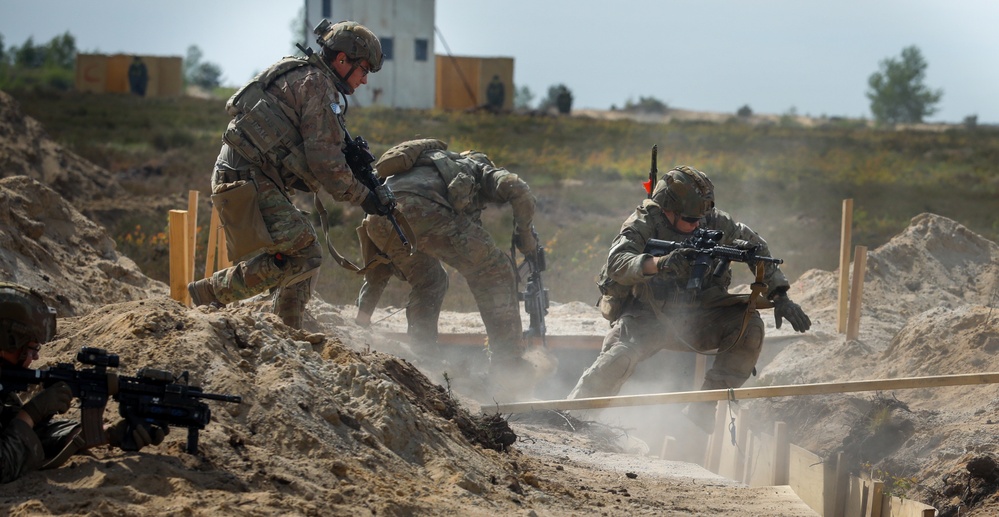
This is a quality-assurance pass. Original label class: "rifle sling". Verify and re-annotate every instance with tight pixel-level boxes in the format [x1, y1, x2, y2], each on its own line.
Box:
[313, 193, 393, 274]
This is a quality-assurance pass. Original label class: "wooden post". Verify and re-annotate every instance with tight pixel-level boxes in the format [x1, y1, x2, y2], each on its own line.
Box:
[837, 199, 853, 333]
[921, 508, 936, 517]
[734, 407, 750, 484]
[217, 211, 230, 268]
[846, 246, 868, 342]
[204, 204, 220, 279]
[705, 402, 725, 472]
[187, 190, 199, 284]
[659, 435, 675, 460]
[835, 451, 847, 517]
[868, 480, 884, 517]
[168, 210, 190, 305]
[773, 421, 789, 485]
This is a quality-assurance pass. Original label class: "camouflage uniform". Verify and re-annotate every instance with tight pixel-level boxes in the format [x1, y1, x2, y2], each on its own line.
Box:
[359, 148, 536, 373]
[0, 393, 78, 483]
[569, 199, 790, 401]
[205, 61, 370, 328]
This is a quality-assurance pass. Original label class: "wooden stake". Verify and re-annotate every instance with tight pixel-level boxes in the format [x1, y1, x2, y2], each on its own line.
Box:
[837, 199, 853, 333]
[490, 372, 999, 414]
[187, 190, 198, 284]
[204, 205, 220, 279]
[168, 210, 190, 305]
[734, 407, 750, 484]
[773, 421, 789, 485]
[846, 246, 868, 342]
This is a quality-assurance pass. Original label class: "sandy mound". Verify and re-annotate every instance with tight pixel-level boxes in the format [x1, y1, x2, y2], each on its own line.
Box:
[749, 213, 999, 515]
[0, 90, 122, 203]
[0, 175, 165, 316]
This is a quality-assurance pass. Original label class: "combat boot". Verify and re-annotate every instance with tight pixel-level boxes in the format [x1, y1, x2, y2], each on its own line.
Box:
[188, 279, 222, 308]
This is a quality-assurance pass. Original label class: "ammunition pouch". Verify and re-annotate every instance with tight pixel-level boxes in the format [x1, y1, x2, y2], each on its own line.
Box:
[596, 262, 632, 322]
[211, 180, 275, 259]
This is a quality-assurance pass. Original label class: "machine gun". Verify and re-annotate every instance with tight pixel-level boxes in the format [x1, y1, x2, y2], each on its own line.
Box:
[0, 347, 242, 454]
[645, 228, 783, 291]
[516, 241, 550, 347]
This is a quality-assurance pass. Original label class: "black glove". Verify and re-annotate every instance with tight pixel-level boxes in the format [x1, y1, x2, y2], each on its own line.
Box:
[107, 419, 167, 451]
[773, 295, 811, 332]
[360, 185, 395, 216]
[654, 248, 696, 277]
[22, 381, 72, 424]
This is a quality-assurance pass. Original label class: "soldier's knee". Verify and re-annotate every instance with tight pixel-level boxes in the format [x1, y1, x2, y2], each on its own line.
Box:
[586, 344, 640, 383]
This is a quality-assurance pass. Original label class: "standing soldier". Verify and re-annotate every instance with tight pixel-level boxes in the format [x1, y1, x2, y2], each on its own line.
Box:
[188, 20, 394, 329]
[568, 166, 811, 433]
[355, 139, 543, 399]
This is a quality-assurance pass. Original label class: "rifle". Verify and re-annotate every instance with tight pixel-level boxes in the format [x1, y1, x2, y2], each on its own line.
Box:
[0, 347, 242, 454]
[645, 228, 783, 291]
[516, 242, 549, 347]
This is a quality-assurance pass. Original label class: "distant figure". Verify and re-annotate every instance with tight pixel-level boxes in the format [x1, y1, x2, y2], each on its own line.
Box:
[486, 75, 505, 112]
[128, 56, 148, 97]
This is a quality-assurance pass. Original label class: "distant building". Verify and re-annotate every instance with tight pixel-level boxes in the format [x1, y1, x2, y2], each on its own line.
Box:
[305, 0, 436, 109]
[75, 54, 183, 97]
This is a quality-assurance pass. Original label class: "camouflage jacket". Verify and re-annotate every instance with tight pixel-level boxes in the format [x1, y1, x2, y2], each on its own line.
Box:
[0, 394, 45, 483]
[385, 149, 535, 231]
[607, 198, 789, 308]
[215, 59, 368, 205]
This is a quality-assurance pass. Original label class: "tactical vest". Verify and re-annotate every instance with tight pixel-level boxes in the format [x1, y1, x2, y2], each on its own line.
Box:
[222, 57, 314, 190]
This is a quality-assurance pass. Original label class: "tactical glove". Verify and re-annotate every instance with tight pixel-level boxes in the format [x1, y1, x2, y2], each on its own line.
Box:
[773, 295, 811, 332]
[360, 185, 395, 216]
[514, 226, 539, 257]
[107, 419, 167, 451]
[22, 381, 73, 424]
[654, 248, 696, 277]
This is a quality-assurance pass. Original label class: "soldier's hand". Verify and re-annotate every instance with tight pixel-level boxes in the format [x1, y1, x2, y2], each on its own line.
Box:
[654, 248, 696, 277]
[773, 295, 811, 332]
[360, 185, 395, 216]
[107, 419, 167, 451]
[514, 226, 539, 257]
[22, 381, 73, 424]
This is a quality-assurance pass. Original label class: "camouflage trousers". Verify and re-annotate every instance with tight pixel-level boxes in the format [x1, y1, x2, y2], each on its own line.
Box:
[568, 302, 764, 399]
[208, 176, 322, 329]
[364, 196, 523, 362]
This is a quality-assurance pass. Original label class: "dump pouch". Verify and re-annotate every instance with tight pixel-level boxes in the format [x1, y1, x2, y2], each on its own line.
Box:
[595, 262, 632, 322]
[211, 180, 275, 259]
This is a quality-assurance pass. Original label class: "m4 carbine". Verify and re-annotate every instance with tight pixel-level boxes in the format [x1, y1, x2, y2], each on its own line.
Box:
[0, 347, 241, 454]
[645, 228, 783, 290]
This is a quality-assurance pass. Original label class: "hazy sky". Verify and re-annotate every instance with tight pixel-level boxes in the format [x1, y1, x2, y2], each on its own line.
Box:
[1, 0, 996, 123]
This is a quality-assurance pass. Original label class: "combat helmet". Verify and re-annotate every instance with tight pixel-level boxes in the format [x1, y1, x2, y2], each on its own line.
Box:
[0, 282, 56, 352]
[651, 166, 715, 220]
[315, 20, 384, 73]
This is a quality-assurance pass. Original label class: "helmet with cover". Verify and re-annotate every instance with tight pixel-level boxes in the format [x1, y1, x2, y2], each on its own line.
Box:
[651, 166, 715, 220]
[315, 20, 383, 73]
[0, 282, 56, 352]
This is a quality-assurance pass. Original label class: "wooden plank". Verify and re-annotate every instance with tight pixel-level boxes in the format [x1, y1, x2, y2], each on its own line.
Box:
[705, 402, 726, 472]
[773, 421, 789, 485]
[846, 245, 868, 341]
[869, 480, 884, 517]
[168, 210, 190, 305]
[204, 205, 220, 279]
[746, 430, 776, 487]
[838, 198, 853, 333]
[845, 476, 868, 517]
[835, 451, 848, 517]
[491, 372, 999, 414]
[788, 443, 826, 516]
[187, 190, 198, 284]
